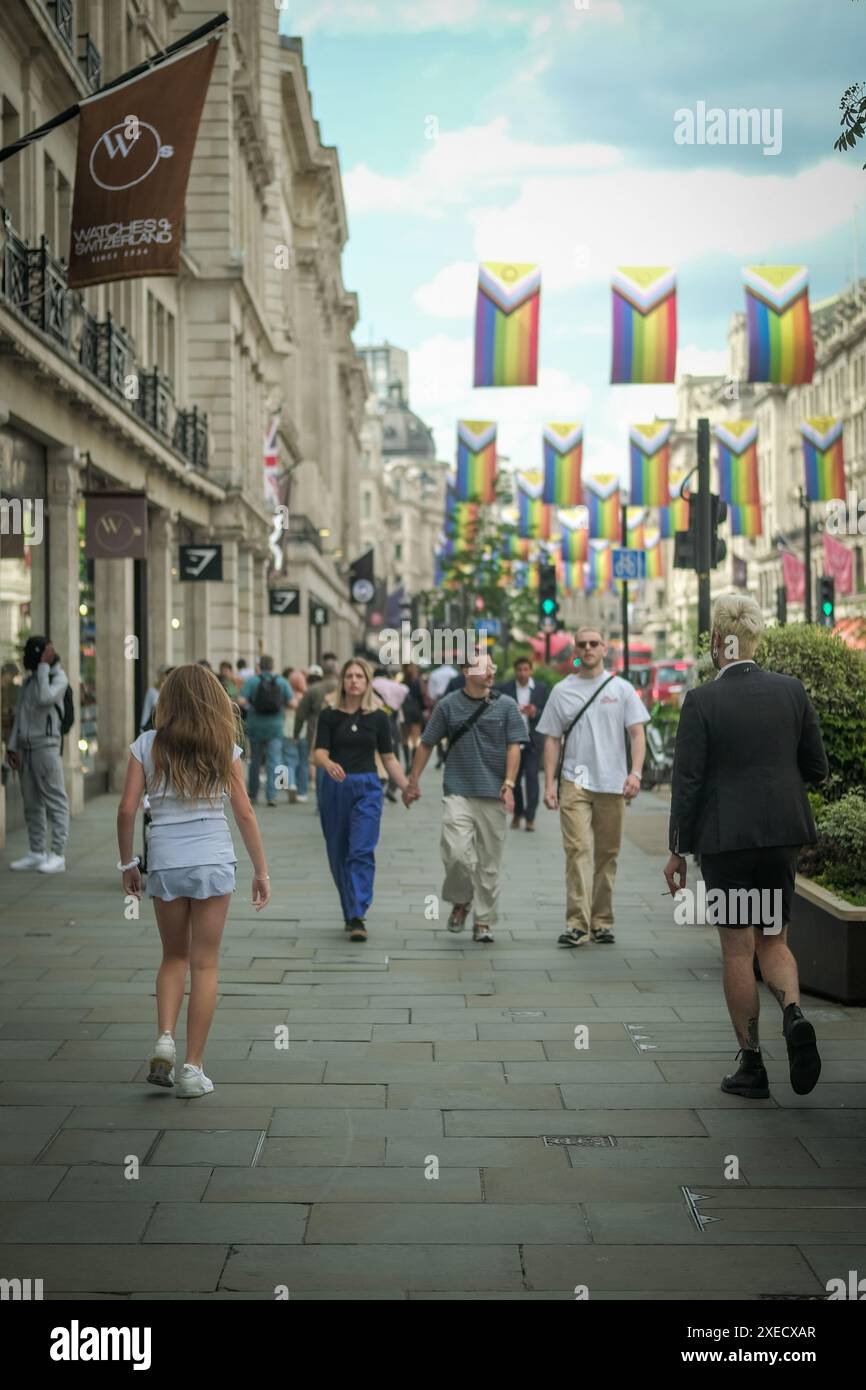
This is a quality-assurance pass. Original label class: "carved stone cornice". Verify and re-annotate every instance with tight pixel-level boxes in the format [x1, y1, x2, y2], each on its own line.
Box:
[233, 72, 275, 198]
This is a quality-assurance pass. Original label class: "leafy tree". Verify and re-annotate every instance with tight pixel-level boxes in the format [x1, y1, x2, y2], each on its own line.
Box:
[834, 2, 866, 164]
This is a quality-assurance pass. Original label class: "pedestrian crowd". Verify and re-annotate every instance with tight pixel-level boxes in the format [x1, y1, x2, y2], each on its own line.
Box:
[1, 595, 829, 1108]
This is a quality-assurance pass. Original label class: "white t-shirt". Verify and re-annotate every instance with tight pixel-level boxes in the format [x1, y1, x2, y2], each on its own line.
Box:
[536, 672, 650, 793]
[515, 677, 534, 732]
[427, 665, 458, 700]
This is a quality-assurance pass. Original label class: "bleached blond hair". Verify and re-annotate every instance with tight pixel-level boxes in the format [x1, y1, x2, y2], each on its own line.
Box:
[712, 594, 764, 662]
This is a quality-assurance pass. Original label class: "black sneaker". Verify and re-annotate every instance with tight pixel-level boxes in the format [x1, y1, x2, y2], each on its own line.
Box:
[590, 928, 615, 944]
[721, 1049, 770, 1099]
[557, 928, 590, 948]
[783, 1005, 821, 1095]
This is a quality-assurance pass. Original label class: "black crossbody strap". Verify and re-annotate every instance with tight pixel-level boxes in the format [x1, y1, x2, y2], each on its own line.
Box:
[444, 692, 499, 760]
[555, 675, 616, 797]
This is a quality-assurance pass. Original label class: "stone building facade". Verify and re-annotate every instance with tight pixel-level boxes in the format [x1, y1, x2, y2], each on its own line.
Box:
[0, 2, 365, 843]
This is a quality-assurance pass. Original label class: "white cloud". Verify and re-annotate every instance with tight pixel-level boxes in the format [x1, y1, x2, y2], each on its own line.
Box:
[675, 344, 730, 378]
[284, 0, 538, 35]
[414, 263, 478, 318]
[464, 159, 863, 290]
[343, 117, 622, 218]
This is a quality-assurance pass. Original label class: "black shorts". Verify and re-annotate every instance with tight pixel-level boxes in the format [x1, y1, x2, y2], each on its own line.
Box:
[698, 845, 800, 930]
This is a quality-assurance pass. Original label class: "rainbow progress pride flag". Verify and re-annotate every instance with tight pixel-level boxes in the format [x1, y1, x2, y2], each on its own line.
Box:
[559, 559, 584, 593]
[660, 466, 691, 537]
[558, 507, 589, 566]
[728, 504, 763, 538]
[585, 538, 615, 594]
[455, 420, 497, 503]
[542, 423, 583, 505]
[611, 267, 677, 384]
[584, 474, 622, 541]
[643, 525, 663, 578]
[715, 420, 760, 506]
[516, 470, 553, 539]
[625, 506, 649, 550]
[444, 477, 480, 546]
[474, 262, 540, 387]
[801, 416, 846, 502]
[744, 266, 814, 385]
[629, 421, 672, 505]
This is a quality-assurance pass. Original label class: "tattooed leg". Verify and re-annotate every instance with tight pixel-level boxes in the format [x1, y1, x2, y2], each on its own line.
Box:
[754, 926, 801, 1011]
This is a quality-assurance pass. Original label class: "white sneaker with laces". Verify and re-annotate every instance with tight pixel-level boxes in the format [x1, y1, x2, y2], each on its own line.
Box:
[296, 795, 308, 803]
[147, 1032, 176, 1087]
[38, 853, 66, 874]
[176, 1063, 214, 1098]
[10, 851, 47, 871]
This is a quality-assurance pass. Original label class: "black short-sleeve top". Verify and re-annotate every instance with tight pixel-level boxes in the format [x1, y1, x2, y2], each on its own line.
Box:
[315, 706, 394, 775]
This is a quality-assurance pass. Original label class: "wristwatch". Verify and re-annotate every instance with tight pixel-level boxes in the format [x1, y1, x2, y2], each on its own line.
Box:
[502, 779, 515, 789]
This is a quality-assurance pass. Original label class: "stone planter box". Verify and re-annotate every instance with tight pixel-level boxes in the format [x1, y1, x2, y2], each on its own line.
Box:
[789, 875, 866, 1006]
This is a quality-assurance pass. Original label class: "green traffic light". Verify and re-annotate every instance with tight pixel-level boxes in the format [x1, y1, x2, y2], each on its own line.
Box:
[822, 601, 833, 616]
[542, 598, 556, 614]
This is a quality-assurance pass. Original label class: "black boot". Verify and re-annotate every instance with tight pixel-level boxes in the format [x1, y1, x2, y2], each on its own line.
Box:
[721, 1048, 770, 1099]
[783, 1004, 821, 1095]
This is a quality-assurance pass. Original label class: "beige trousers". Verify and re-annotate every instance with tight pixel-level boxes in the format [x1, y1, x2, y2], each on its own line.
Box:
[440, 794, 508, 925]
[559, 781, 625, 934]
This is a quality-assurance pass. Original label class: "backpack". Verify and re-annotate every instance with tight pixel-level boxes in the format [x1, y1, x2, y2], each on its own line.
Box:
[49, 669, 75, 748]
[252, 673, 283, 716]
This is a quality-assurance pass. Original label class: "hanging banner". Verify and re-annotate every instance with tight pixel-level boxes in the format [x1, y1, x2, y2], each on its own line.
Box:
[660, 466, 691, 537]
[455, 420, 497, 503]
[611, 267, 677, 384]
[516, 470, 552, 540]
[542, 423, 583, 506]
[643, 524, 663, 578]
[823, 532, 854, 595]
[85, 492, 148, 559]
[68, 37, 221, 289]
[801, 417, 846, 502]
[559, 506, 589, 566]
[625, 505, 649, 550]
[715, 421, 760, 506]
[781, 549, 806, 603]
[584, 474, 622, 541]
[473, 262, 540, 386]
[743, 265, 814, 385]
[585, 538, 615, 594]
[629, 421, 672, 505]
[264, 415, 281, 509]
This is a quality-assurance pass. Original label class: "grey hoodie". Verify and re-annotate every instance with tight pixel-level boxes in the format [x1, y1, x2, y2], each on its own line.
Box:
[7, 662, 69, 751]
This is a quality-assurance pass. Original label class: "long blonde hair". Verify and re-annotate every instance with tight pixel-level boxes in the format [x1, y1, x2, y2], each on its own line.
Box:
[337, 657, 377, 712]
[151, 664, 237, 801]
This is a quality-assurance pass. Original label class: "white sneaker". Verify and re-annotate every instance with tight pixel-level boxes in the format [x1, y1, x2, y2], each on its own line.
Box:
[175, 1063, 214, 1098]
[10, 851, 47, 871]
[147, 1032, 176, 1088]
[38, 853, 66, 874]
[296, 795, 308, 803]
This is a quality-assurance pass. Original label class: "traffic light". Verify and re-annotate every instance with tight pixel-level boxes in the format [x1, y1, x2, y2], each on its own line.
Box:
[817, 575, 835, 627]
[673, 497, 697, 569]
[538, 564, 559, 629]
[710, 495, 727, 568]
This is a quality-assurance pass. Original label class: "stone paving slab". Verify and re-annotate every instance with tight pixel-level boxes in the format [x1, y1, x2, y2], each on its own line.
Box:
[1, 784, 864, 1300]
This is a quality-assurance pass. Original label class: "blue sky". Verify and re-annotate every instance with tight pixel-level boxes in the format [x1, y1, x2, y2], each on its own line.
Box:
[280, 0, 866, 478]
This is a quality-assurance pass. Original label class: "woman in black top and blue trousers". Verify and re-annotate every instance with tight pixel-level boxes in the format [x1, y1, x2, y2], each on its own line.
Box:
[314, 658, 411, 940]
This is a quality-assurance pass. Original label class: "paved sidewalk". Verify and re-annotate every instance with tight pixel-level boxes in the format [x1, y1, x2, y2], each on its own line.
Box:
[0, 774, 864, 1300]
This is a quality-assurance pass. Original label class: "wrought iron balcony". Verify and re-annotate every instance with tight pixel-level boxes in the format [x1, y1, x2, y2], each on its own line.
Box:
[79, 310, 134, 396]
[1, 211, 70, 348]
[48, 0, 74, 50]
[173, 406, 209, 469]
[286, 515, 323, 551]
[133, 367, 174, 437]
[78, 33, 102, 91]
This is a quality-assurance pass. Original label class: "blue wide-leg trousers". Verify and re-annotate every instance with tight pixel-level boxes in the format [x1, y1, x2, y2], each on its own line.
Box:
[318, 771, 383, 922]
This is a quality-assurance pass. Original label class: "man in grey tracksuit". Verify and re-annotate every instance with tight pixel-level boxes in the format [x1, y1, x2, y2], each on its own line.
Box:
[7, 638, 70, 873]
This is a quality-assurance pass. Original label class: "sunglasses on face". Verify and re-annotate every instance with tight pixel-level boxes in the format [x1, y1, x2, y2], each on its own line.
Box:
[576, 640, 601, 649]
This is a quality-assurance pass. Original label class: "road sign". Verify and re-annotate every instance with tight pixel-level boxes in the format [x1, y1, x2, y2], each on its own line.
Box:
[310, 599, 329, 627]
[612, 548, 646, 581]
[475, 617, 500, 636]
[269, 588, 300, 616]
[179, 544, 223, 581]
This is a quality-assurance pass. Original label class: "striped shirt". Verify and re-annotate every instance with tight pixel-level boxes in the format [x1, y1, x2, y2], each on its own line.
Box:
[422, 690, 526, 798]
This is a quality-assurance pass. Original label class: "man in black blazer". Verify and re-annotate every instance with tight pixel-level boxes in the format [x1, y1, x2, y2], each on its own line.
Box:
[497, 655, 550, 830]
[664, 595, 828, 1100]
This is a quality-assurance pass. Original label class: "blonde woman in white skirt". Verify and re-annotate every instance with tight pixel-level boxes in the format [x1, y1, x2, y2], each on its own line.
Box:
[117, 664, 270, 1097]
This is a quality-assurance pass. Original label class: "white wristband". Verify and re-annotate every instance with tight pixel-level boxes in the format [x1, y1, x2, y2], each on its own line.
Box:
[117, 857, 140, 871]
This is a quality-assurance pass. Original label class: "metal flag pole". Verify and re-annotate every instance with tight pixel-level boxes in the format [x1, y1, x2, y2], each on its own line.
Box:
[620, 494, 630, 680]
[0, 11, 229, 165]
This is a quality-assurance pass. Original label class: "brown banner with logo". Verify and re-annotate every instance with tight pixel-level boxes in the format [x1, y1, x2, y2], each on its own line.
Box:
[85, 493, 148, 560]
[68, 38, 220, 290]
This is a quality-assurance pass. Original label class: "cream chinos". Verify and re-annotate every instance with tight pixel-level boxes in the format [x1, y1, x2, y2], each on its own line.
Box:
[559, 780, 625, 935]
[440, 794, 509, 925]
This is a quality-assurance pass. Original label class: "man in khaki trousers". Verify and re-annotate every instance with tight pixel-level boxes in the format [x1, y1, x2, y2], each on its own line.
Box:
[538, 627, 649, 947]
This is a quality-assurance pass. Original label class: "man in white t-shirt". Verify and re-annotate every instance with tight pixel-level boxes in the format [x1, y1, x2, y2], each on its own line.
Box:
[537, 626, 649, 947]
